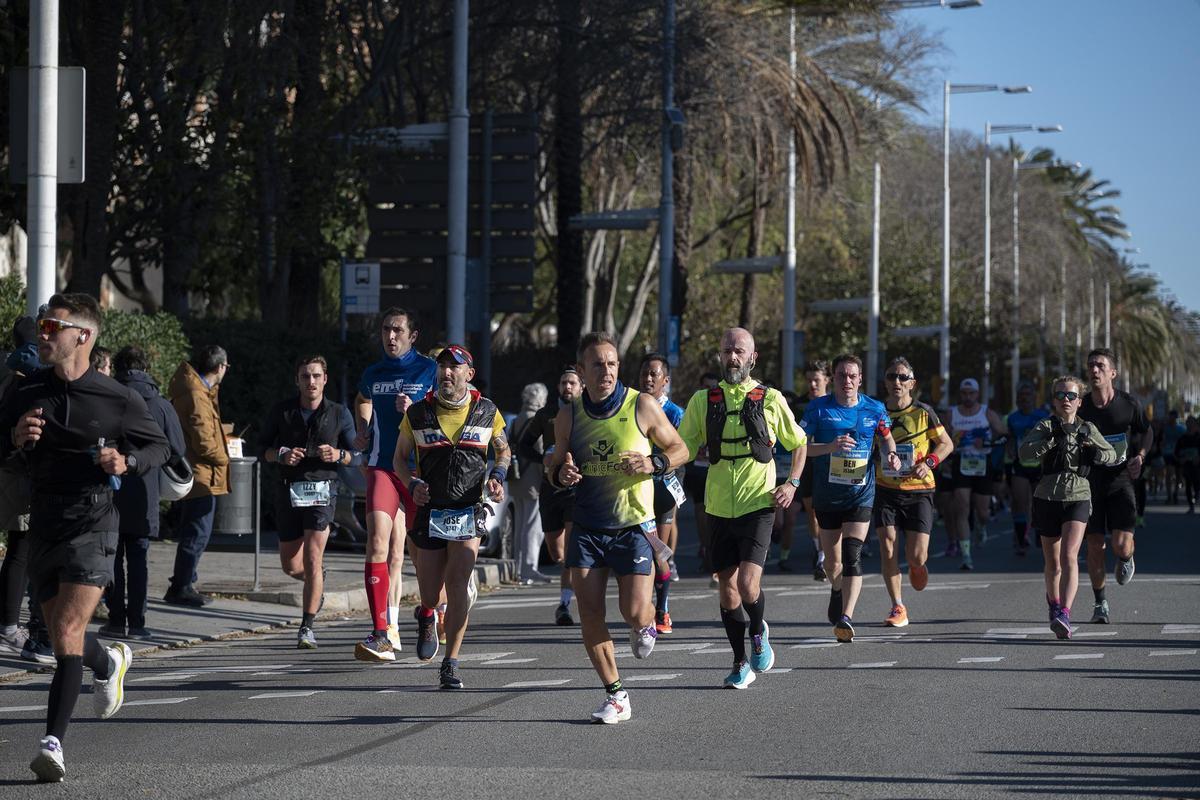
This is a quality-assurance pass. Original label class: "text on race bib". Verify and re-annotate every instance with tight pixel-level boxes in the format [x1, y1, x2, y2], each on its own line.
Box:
[430, 507, 478, 541]
[664, 473, 687, 507]
[288, 480, 331, 508]
[1104, 433, 1128, 464]
[882, 443, 915, 478]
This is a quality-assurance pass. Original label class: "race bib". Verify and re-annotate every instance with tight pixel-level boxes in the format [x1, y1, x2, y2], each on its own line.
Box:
[1104, 433, 1128, 464]
[665, 473, 687, 507]
[430, 507, 478, 542]
[829, 454, 869, 486]
[960, 450, 988, 477]
[288, 480, 331, 508]
[882, 443, 915, 478]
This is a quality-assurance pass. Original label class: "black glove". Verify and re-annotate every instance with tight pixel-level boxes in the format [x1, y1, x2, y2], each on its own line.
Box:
[1049, 416, 1064, 435]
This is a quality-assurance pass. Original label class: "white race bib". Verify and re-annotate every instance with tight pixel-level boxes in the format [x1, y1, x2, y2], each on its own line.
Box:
[665, 473, 686, 507]
[429, 507, 479, 541]
[883, 443, 915, 478]
[1104, 433, 1128, 464]
[960, 450, 988, 477]
[288, 480, 331, 508]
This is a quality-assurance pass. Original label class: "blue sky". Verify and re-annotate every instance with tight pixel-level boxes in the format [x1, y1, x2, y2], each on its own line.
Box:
[905, 0, 1200, 312]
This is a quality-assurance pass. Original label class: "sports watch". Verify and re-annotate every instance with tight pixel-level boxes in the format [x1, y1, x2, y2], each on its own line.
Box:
[788, 477, 801, 488]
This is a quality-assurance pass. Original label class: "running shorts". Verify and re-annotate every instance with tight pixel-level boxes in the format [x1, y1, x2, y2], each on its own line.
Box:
[872, 488, 934, 534]
[1086, 478, 1138, 536]
[366, 467, 417, 529]
[1033, 497, 1091, 537]
[708, 508, 775, 572]
[566, 524, 654, 576]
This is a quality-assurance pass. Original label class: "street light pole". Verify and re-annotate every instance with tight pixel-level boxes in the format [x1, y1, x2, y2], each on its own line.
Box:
[446, 0, 469, 343]
[658, 0, 676, 359]
[782, 8, 797, 390]
[27, 0, 59, 315]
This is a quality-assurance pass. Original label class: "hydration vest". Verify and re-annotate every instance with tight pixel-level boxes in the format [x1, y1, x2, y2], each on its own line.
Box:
[1042, 421, 1094, 479]
[706, 385, 773, 465]
[408, 391, 498, 507]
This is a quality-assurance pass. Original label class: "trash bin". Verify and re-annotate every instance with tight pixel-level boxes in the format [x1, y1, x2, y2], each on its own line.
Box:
[213, 457, 257, 535]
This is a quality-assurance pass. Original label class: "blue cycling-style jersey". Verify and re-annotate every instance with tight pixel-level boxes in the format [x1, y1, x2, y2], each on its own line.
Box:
[1163, 423, 1185, 456]
[800, 393, 890, 511]
[1008, 407, 1050, 467]
[357, 349, 438, 468]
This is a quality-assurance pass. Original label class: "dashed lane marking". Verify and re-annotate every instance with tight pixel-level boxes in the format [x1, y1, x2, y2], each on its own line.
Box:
[1161, 624, 1200, 634]
[1052, 653, 1104, 661]
[122, 697, 197, 708]
[621, 673, 682, 682]
[848, 661, 896, 669]
[1148, 649, 1197, 657]
[958, 656, 1005, 664]
[248, 690, 325, 700]
[0, 704, 46, 713]
[1072, 631, 1119, 638]
[502, 679, 572, 689]
[481, 658, 537, 665]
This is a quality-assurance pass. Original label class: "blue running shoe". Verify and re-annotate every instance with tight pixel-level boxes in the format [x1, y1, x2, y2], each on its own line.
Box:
[750, 621, 775, 673]
[723, 660, 756, 689]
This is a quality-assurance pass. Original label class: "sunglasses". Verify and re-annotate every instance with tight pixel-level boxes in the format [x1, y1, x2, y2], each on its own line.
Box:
[37, 318, 91, 337]
[885, 372, 912, 382]
[1053, 391, 1079, 402]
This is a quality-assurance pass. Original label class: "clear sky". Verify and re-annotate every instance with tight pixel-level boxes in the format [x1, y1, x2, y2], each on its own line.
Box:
[905, 0, 1200, 312]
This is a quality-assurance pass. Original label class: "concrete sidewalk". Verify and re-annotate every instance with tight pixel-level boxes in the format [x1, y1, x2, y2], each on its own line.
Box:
[0, 536, 515, 681]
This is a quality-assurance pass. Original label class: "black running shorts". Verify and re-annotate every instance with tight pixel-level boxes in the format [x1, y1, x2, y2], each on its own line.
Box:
[538, 489, 574, 533]
[872, 488, 934, 534]
[274, 487, 337, 543]
[814, 505, 873, 531]
[708, 508, 775, 572]
[1086, 478, 1138, 536]
[1033, 497, 1091, 538]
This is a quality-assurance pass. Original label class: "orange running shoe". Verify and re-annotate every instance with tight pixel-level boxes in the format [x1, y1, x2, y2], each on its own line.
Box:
[655, 611, 673, 634]
[885, 604, 909, 627]
[910, 563, 929, 592]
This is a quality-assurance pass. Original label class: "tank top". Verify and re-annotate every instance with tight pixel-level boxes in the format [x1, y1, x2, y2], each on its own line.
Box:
[951, 404, 992, 477]
[568, 387, 654, 529]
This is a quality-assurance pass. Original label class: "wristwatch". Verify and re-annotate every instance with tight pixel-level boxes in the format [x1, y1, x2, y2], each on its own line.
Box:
[125, 453, 139, 473]
[788, 477, 801, 488]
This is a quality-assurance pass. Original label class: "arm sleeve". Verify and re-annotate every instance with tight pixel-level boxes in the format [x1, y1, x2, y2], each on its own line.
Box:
[122, 391, 172, 474]
[676, 392, 704, 461]
[336, 406, 363, 466]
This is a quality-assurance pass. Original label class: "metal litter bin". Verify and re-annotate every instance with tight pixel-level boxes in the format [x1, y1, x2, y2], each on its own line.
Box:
[212, 457, 261, 589]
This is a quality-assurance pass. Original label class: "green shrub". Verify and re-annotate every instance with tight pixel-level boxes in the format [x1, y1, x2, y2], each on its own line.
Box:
[0, 274, 27, 348]
[97, 310, 192, 390]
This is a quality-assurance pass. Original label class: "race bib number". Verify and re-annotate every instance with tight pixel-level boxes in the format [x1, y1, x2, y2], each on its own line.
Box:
[288, 480, 331, 508]
[665, 473, 687, 507]
[960, 450, 988, 477]
[829, 455, 869, 486]
[1104, 433, 1128, 464]
[430, 507, 478, 541]
[882, 443, 915, 478]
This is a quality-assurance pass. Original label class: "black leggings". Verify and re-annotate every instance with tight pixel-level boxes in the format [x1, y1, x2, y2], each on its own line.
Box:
[0, 529, 29, 627]
[1184, 465, 1200, 507]
[1134, 477, 1147, 516]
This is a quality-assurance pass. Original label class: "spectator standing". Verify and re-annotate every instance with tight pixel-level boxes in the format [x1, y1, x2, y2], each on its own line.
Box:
[510, 382, 549, 584]
[165, 345, 231, 607]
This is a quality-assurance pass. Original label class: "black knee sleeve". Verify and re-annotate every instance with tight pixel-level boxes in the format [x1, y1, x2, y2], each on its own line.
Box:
[841, 538, 864, 577]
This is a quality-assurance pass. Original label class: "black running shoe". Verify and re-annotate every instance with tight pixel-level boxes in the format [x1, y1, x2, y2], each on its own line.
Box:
[416, 610, 439, 662]
[555, 603, 575, 626]
[439, 659, 463, 690]
[827, 589, 843, 625]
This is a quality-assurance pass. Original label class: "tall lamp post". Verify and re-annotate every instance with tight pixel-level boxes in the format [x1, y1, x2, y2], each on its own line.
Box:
[983, 122, 1060, 402]
[942, 82, 1030, 407]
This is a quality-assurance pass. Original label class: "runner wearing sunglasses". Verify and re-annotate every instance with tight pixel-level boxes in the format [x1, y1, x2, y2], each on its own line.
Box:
[1018, 377, 1117, 639]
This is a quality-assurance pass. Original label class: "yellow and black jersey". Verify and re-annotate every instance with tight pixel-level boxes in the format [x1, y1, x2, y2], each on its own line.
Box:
[876, 400, 946, 492]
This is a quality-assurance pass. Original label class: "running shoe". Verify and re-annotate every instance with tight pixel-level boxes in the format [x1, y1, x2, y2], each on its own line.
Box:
[909, 563, 929, 592]
[386, 624, 402, 652]
[0, 625, 30, 655]
[669, 559, 679, 582]
[959, 555, 974, 571]
[1048, 598, 1061, 623]
[92, 642, 132, 720]
[439, 659, 463, 690]
[1115, 557, 1135, 586]
[813, 564, 827, 582]
[1090, 599, 1110, 625]
[750, 621, 775, 672]
[30, 735, 65, 783]
[297, 626, 317, 650]
[590, 690, 631, 724]
[416, 610, 440, 662]
[354, 633, 396, 663]
[885, 604, 909, 628]
[97, 622, 126, 639]
[1051, 607, 1072, 640]
[630, 624, 658, 659]
[555, 603, 575, 626]
[467, 570, 479, 611]
[723, 660, 756, 689]
[827, 589, 843, 625]
[21, 636, 55, 665]
[655, 611, 673, 635]
[834, 615, 855, 643]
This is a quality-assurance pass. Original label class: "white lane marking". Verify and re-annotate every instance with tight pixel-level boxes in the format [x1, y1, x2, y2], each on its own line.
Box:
[769, 668, 793, 674]
[248, 690, 325, 699]
[1148, 649, 1197, 657]
[922, 583, 991, 591]
[958, 656, 1005, 664]
[481, 658, 537, 665]
[986, 627, 1047, 636]
[122, 697, 197, 708]
[790, 641, 839, 650]
[617, 642, 713, 658]
[621, 673, 681, 682]
[1161, 624, 1200, 634]
[129, 673, 201, 683]
[130, 664, 294, 682]
[1073, 631, 1119, 638]
[394, 652, 513, 665]
[503, 679, 572, 689]
[0, 704, 47, 713]
[1053, 653, 1104, 661]
[848, 661, 896, 669]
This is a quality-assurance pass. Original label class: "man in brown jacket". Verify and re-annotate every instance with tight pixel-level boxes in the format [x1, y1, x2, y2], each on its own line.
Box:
[165, 345, 231, 607]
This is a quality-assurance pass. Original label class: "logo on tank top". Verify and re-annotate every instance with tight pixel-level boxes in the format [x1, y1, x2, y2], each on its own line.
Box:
[591, 439, 615, 461]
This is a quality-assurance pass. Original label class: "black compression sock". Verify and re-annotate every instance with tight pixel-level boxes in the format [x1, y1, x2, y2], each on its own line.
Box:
[654, 575, 670, 614]
[47, 655, 84, 741]
[83, 633, 110, 679]
[301, 612, 315, 629]
[743, 592, 766, 637]
[605, 679, 623, 694]
[1094, 587, 1106, 604]
[720, 606, 748, 663]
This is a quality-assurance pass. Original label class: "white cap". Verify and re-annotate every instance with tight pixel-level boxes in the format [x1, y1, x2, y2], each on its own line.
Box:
[959, 378, 980, 391]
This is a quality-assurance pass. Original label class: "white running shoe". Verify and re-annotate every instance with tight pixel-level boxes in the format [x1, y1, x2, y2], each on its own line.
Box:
[590, 690, 632, 724]
[386, 624, 402, 652]
[30, 735, 65, 782]
[93, 641, 132, 719]
[467, 570, 479, 612]
[354, 633, 396, 662]
[630, 624, 658, 659]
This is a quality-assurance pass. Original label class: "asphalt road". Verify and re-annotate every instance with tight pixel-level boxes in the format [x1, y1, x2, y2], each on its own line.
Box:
[1, 503, 1197, 799]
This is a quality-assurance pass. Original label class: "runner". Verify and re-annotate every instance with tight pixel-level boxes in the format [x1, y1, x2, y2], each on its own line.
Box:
[638, 352, 685, 634]
[1019, 376, 1117, 638]
[682, 372, 720, 585]
[677, 327, 807, 688]
[391, 345, 508, 689]
[1177, 416, 1200, 513]
[2, 294, 171, 782]
[518, 366, 584, 625]
[944, 378, 1007, 571]
[351, 308, 437, 661]
[1078, 348, 1152, 624]
[801, 354, 901, 643]
[874, 358, 954, 627]
[1161, 410, 1185, 505]
[1006, 381, 1050, 556]
[787, 360, 830, 580]
[260, 356, 360, 650]
[544, 332, 688, 723]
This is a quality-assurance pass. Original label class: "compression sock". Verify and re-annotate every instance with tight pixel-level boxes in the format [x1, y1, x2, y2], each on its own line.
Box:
[82, 633, 111, 679]
[1094, 586, 1106, 604]
[301, 612, 315, 629]
[417, 606, 435, 619]
[960, 540, 972, 560]
[743, 592, 766, 637]
[720, 606, 748, 662]
[560, 588, 574, 607]
[364, 562, 390, 635]
[46, 655, 83, 741]
[1013, 515, 1028, 546]
[605, 679, 623, 694]
[654, 574, 670, 614]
